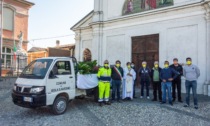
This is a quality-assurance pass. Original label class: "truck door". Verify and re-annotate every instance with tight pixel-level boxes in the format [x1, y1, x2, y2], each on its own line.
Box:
[46, 60, 75, 105]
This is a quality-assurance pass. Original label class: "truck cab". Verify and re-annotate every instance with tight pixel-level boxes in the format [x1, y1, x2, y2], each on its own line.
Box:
[12, 57, 86, 115]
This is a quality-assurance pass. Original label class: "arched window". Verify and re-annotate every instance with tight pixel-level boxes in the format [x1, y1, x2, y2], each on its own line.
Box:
[3, 7, 14, 31]
[2, 47, 13, 69]
[83, 48, 92, 62]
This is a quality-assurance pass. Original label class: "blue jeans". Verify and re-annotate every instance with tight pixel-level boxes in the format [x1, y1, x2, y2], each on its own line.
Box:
[112, 80, 122, 100]
[162, 82, 172, 103]
[185, 80, 198, 106]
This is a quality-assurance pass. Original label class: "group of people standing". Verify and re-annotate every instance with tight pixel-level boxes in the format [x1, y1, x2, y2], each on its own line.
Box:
[97, 57, 200, 109]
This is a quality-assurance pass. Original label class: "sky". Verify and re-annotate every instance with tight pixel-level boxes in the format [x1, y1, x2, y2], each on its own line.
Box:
[28, 0, 94, 50]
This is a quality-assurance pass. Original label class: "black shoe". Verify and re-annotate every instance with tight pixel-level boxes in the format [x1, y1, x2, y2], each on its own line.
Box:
[133, 96, 137, 99]
[99, 102, 103, 107]
[194, 106, 198, 109]
[152, 99, 157, 101]
[117, 100, 122, 103]
[159, 100, 162, 102]
[110, 100, 115, 103]
[105, 101, 111, 105]
[169, 102, 173, 106]
[128, 98, 131, 101]
[161, 102, 166, 104]
[183, 104, 189, 107]
[178, 100, 183, 103]
[172, 99, 176, 102]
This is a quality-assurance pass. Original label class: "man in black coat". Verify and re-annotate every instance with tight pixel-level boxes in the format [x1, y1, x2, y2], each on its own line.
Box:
[139, 61, 151, 99]
[111, 60, 124, 102]
[170, 58, 183, 102]
[151, 61, 162, 102]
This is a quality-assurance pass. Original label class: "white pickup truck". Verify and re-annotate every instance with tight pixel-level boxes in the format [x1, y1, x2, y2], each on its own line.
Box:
[12, 57, 98, 115]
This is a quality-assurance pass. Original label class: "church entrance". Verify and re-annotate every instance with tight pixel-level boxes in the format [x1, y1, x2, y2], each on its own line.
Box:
[132, 34, 159, 82]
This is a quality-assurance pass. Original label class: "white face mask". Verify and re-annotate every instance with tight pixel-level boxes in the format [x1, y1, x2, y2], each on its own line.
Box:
[131, 64, 134, 67]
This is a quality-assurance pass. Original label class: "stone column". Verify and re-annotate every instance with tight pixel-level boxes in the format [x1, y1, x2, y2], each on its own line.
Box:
[92, 0, 103, 65]
[93, 0, 103, 22]
[204, 1, 210, 95]
[92, 26, 103, 65]
[74, 30, 81, 61]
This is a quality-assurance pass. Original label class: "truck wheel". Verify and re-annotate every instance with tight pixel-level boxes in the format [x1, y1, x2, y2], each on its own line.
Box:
[93, 86, 99, 102]
[52, 96, 68, 115]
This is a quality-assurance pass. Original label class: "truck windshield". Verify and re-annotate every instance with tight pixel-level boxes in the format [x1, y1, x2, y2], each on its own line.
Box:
[19, 59, 53, 79]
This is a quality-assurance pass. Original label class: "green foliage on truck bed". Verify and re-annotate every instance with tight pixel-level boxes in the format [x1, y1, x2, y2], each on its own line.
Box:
[78, 60, 99, 74]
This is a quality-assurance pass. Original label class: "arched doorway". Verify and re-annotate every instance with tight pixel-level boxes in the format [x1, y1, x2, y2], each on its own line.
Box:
[83, 48, 92, 62]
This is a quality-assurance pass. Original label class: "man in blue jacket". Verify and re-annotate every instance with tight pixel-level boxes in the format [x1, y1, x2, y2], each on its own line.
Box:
[160, 61, 179, 105]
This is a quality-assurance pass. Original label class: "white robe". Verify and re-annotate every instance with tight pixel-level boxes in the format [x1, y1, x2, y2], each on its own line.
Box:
[122, 67, 136, 99]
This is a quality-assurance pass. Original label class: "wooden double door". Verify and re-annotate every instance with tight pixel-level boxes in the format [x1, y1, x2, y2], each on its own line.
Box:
[132, 34, 159, 82]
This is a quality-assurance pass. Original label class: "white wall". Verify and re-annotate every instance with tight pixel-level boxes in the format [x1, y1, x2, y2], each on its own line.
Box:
[106, 35, 126, 66]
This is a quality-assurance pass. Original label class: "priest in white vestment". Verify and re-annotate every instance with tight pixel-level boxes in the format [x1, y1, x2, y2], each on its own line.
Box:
[122, 62, 136, 100]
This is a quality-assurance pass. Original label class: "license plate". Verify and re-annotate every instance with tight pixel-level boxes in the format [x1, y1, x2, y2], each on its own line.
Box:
[23, 97, 32, 102]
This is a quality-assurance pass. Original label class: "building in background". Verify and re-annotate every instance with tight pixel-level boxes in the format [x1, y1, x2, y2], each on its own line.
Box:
[27, 40, 75, 64]
[1, 0, 34, 76]
[71, 0, 210, 94]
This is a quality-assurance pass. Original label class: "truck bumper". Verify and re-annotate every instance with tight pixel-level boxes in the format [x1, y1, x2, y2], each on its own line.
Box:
[12, 92, 46, 108]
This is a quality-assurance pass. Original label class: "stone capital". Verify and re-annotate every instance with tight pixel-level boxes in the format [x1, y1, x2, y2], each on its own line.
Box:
[204, 2, 210, 21]
[74, 32, 81, 41]
[93, 11, 103, 15]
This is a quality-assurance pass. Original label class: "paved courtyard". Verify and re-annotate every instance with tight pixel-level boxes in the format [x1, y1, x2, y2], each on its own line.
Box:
[0, 84, 210, 126]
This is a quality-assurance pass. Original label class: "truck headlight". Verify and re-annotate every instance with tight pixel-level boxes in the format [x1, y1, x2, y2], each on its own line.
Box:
[13, 85, 17, 91]
[30, 87, 44, 94]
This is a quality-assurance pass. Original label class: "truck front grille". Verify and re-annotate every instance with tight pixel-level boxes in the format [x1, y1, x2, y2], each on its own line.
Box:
[16, 86, 31, 93]
[23, 88, 31, 93]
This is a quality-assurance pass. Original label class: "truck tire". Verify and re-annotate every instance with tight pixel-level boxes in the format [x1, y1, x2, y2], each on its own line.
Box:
[52, 96, 68, 115]
[93, 86, 99, 102]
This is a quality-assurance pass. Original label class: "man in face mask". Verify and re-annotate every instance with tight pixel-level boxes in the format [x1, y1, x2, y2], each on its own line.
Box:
[122, 62, 136, 100]
[170, 58, 183, 103]
[111, 60, 124, 103]
[183, 57, 200, 109]
[139, 61, 151, 99]
[160, 61, 179, 106]
[151, 61, 162, 102]
[131, 62, 137, 98]
[97, 60, 112, 106]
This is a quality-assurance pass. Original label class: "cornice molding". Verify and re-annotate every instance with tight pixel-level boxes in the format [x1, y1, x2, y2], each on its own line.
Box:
[204, 1, 210, 21]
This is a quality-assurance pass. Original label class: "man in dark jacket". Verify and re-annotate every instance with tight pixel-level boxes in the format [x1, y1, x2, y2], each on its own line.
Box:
[151, 61, 162, 102]
[160, 61, 179, 106]
[111, 60, 124, 102]
[139, 61, 151, 99]
[170, 58, 183, 102]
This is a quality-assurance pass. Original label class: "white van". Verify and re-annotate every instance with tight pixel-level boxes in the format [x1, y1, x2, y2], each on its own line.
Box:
[12, 57, 98, 115]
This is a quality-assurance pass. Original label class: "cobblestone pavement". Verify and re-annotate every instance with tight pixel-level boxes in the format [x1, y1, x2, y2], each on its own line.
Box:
[0, 87, 210, 126]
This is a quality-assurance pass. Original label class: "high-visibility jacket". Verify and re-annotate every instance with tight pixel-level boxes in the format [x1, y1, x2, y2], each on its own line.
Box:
[97, 67, 111, 82]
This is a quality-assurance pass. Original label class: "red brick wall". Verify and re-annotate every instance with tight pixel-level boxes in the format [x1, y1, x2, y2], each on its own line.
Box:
[2, 30, 13, 39]
[2, 0, 33, 51]
[14, 14, 29, 41]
